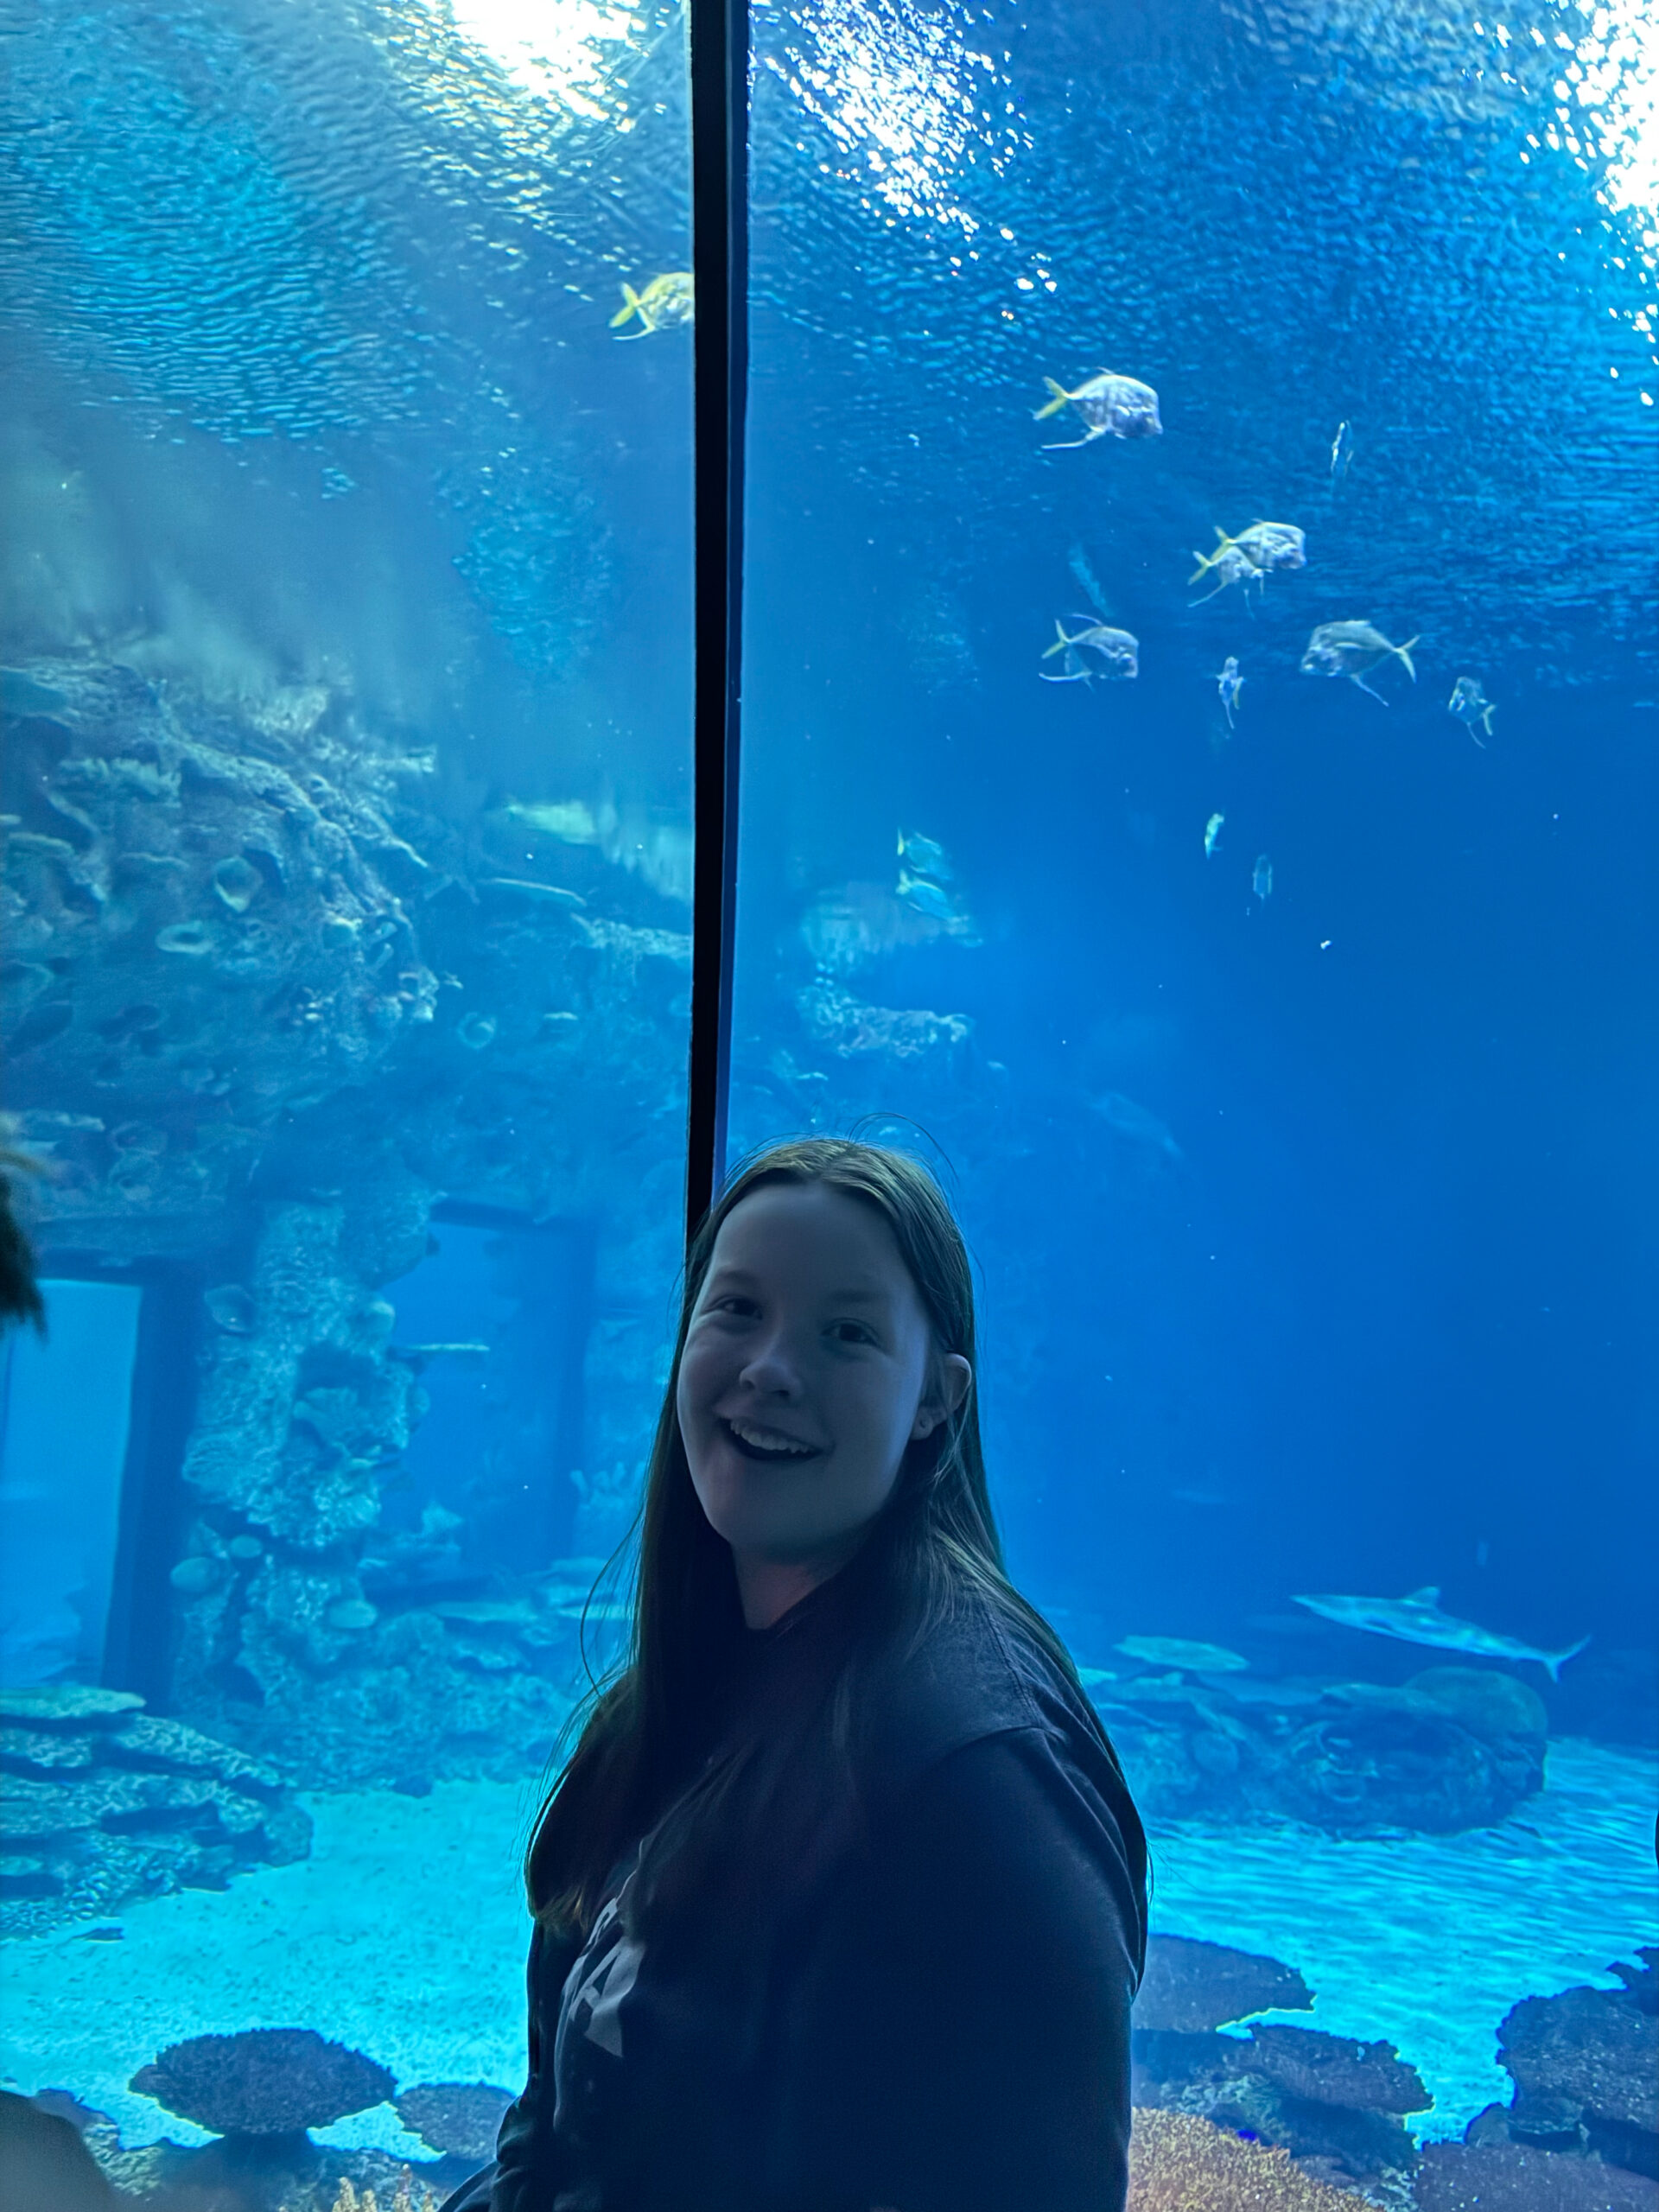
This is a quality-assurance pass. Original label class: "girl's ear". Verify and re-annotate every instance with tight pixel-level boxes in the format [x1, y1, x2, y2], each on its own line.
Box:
[911, 1352, 973, 1439]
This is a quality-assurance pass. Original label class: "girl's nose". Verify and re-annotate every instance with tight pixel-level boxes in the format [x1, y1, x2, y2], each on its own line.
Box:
[737, 1329, 804, 1396]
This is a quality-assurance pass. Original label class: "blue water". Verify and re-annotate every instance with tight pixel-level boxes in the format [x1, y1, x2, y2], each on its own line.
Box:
[1, 0, 1655, 2180]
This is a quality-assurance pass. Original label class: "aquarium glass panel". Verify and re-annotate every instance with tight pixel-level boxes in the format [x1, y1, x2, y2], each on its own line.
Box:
[731, 0, 1658, 2183]
[1, 0, 695, 2175]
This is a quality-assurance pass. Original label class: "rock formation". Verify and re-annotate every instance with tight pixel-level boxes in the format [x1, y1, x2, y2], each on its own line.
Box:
[1093, 1662, 1548, 1834]
[0, 1683, 311, 1938]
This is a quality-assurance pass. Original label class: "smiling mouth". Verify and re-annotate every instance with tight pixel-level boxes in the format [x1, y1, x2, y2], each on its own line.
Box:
[721, 1417, 822, 1464]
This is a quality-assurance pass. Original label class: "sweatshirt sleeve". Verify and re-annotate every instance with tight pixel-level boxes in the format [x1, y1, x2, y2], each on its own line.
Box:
[855, 1724, 1145, 2212]
[436, 1920, 575, 2212]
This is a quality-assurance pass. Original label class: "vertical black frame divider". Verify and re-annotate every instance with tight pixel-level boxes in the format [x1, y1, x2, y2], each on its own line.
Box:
[684, 0, 750, 1245]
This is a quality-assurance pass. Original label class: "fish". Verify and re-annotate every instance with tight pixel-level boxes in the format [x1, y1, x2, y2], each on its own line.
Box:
[610, 271, 695, 337]
[1300, 621, 1419, 702]
[1041, 618, 1139, 682]
[1216, 657, 1244, 726]
[1190, 521, 1306, 604]
[896, 868, 958, 923]
[1116, 1636, 1249, 1674]
[1042, 644, 1096, 685]
[1447, 675, 1496, 746]
[1330, 420, 1354, 480]
[1090, 1090, 1182, 1160]
[1292, 1586, 1591, 1682]
[1033, 370, 1162, 448]
[1204, 811, 1224, 858]
[897, 828, 953, 881]
[1077, 1666, 1117, 1687]
[505, 799, 598, 842]
[1252, 855, 1273, 901]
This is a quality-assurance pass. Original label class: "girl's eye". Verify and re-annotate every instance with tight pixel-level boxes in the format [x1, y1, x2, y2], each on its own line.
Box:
[827, 1320, 876, 1345]
[710, 1294, 759, 1318]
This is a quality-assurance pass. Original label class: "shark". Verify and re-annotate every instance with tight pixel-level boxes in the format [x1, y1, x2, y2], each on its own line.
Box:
[1292, 1586, 1590, 1682]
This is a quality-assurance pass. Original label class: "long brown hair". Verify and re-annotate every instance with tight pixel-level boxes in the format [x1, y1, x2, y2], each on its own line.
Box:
[525, 1135, 1121, 1937]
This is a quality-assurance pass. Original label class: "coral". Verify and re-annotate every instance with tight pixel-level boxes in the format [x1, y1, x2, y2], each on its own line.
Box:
[796, 978, 972, 1058]
[1126, 2107, 1362, 2209]
[393, 2082, 514, 2162]
[0, 1688, 310, 1938]
[330, 2171, 442, 2212]
[1132, 1997, 1426, 2190]
[1135, 1935, 1314, 2032]
[130, 2029, 394, 2137]
[2, 652, 694, 1789]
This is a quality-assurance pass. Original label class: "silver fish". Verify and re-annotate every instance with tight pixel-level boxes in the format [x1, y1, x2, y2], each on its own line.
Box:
[1300, 621, 1419, 702]
[896, 868, 957, 923]
[1191, 521, 1306, 604]
[1034, 370, 1162, 448]
[1293, 1586, 1590, 1682]
[1252, 855, 1273, 901]
[1330, 420, 1354, 480]
[1090, 1090, 1181, 1160]
[897, 828, 953, 880]
[1041, 617, 1139, 682]
[1216, 657, 1244, 726]
[1116, 1636, 1248, 1674]
[1204, 811, 1224, 858]
[1447, 675, 1495, 746]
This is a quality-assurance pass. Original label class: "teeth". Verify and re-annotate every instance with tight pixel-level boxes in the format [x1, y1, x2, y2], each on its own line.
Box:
[728, 1419, 815, 1455]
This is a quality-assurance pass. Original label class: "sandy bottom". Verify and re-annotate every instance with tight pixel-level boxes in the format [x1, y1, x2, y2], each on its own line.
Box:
[1, 1737, 1653, 2158]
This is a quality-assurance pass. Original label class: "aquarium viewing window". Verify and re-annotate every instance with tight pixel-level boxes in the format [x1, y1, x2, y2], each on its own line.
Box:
[1, 0, 1656, 2203]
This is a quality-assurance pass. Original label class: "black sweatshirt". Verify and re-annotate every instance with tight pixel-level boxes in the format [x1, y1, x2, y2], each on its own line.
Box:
[443, 1582, 1147, 2212]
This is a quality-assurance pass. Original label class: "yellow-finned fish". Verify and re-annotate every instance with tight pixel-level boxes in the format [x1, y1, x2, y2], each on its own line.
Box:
[1190, 520, 1306, 603]
[610, 272, 695, 337]
[1033, 369, 1161, 448]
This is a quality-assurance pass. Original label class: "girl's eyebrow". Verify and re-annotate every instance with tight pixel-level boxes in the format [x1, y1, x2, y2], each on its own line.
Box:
[706, 1266, 890, 1306]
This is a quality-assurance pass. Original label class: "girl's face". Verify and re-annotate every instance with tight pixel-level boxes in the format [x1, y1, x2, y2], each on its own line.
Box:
[677, 1181, 970, 1624]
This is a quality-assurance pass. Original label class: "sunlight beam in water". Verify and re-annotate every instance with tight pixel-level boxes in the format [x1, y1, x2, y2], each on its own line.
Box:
[447, 0, 645, 122]
[1566, 0, 1659, 243]
[760, 0, 1027, 236]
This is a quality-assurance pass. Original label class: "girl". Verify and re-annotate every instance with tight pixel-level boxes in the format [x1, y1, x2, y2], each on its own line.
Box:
[448, 1137, 1147, 2212]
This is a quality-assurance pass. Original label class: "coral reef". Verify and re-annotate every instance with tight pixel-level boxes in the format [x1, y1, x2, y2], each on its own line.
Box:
[3, 653, 696, 1788]
[1127, 2107, 1364, 2210]
[392, 2082, 513, 2163]
[1096, 1662, 1548, 1834]
[130, 2028, 395, 2137]
[796, 977, 972, 1059]
[330, 2174, 442, 2212]
[0, 1683, 310, 1938]
[1131, 1941, 1429, 2195]
[1459, 1952, 1658, 2180]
